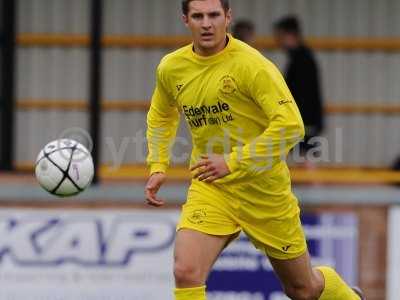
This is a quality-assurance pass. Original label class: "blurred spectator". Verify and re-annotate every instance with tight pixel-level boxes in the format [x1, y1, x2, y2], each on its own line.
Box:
[392, 156, 400, 187]
[273, 16, 324, 160]
[232, 19, 256, 45]
[393, 157, 400, 170]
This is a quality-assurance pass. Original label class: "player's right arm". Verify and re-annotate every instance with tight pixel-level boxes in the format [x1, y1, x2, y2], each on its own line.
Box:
[145, 64, 180, 206]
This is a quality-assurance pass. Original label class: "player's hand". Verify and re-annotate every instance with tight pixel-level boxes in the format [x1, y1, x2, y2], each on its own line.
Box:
[191, 155, 231, 183]
[145, 172, 166, 207]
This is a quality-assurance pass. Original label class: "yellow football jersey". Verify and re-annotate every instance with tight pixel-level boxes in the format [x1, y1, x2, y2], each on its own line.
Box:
[147, 35, 304, 182]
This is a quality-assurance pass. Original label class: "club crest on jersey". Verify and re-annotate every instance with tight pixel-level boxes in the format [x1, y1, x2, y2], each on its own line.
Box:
[219, 75, 237, 94]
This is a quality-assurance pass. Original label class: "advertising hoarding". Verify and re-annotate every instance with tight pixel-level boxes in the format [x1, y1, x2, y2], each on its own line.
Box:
[0, 209, 358, 300]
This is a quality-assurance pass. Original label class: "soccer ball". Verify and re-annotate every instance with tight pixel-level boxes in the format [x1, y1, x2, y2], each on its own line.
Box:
[35, 139, 94, 197]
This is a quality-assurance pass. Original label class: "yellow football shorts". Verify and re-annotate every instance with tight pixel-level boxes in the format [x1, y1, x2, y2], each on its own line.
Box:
[177, 164, 307, 260]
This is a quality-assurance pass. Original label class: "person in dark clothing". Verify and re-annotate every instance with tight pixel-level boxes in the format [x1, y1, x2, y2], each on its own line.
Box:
[232, 19, 255, 45]
[274, 16, 324, 155]
[392, 156, 400, 187]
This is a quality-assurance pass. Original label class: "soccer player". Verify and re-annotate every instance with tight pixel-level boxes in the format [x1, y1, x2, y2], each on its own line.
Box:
[145, 0, 363, 299]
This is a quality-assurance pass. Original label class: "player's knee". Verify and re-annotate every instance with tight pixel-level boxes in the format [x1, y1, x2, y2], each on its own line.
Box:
[173, 260, 202, 286]
[284, 283, 320, 300]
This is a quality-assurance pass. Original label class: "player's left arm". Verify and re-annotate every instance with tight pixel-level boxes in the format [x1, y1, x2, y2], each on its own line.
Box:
[224, 65, 305, 177]
[190, 154, 231, 183]
[192, 64, 304, 182]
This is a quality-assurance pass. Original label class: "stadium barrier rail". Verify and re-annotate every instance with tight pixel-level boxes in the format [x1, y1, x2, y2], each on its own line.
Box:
[18, 33, 400, 52]
[16, 99, 400, 115]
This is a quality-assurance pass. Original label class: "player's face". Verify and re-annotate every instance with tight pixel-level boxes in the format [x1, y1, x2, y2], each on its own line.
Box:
[183, 0, 232, 56]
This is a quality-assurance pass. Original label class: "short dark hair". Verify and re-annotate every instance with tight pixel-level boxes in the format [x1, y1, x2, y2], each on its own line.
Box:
[274, 15, 302, 35]
[232, 20, 255, 41]
[182, 0, 230, 16]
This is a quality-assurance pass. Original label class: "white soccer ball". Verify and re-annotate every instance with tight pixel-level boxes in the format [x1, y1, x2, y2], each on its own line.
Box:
[35, 139, 94, 197]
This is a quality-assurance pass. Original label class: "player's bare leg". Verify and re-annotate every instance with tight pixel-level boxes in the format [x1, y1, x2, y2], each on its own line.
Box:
[174, 229, 235, 299]
[268, 251, 323, 299]
[268, 251, 361, 300]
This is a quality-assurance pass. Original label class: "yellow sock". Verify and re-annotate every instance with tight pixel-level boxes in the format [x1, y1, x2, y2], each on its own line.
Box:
[317, 266, 360, 300]
[174, 285, 206, 300]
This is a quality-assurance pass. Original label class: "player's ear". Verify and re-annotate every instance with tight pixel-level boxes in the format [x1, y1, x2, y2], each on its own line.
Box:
[182, 14, 189, 28]
[225, 9, 232, 27]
